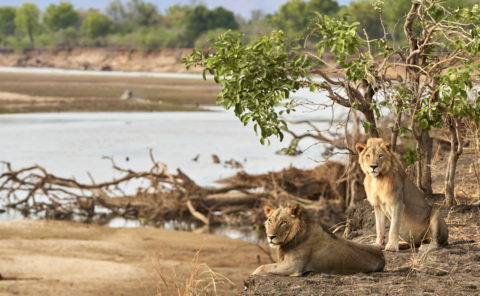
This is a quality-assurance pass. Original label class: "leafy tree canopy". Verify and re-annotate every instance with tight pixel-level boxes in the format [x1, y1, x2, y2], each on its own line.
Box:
[268, 0, 340, 40]
[14, 2, 40, 45]
[106, 0, 126, 23]
[185, 5, 239, 46]
[81, 12, 112, 38]
[185, 30, 311, 143]
[43, 2, 79, 31]
[0, 7, 16, 36]
[125, 0, 159, 27]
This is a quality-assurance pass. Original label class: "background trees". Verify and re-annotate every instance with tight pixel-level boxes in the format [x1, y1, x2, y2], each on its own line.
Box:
[185, 5, 239, 47]
[14, 2, 40, 46]
[43, 2, 79, 32]
[0, 7, 16, 37]
[81, 12, 113, 39]
[268, 0, 340, 40]
[2, 0, 479, 51]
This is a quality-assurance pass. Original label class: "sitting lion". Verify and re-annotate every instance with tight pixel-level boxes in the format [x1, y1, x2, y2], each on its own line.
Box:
[252, 204, 385, 276]
[355, 138, 448, 252]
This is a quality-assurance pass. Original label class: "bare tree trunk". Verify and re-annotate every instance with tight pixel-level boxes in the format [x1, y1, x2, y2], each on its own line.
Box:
[362, 83, 379, 138]
[390, 105, 402, 152]
[415, 128, 433, 195]
[445, 117, 462, 206]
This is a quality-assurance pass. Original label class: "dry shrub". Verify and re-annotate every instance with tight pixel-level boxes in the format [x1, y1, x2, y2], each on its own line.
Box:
[155, 250, 234, 296]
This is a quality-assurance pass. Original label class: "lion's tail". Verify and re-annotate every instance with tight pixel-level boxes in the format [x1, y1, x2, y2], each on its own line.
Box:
[429, 207, 449, 247]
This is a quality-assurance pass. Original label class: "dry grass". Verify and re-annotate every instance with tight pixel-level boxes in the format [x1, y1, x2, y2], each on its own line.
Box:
[155, 250, 235, 296]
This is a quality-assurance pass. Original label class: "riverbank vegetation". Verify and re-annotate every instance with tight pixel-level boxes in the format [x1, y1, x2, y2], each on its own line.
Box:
[1, 0, 478, 52]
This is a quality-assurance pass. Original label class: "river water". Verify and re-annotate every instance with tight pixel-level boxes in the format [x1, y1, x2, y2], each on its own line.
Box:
[0, 68, 347, 241]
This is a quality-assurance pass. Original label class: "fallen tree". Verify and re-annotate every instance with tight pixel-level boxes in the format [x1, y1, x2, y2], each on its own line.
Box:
[0, 151, 347, 228]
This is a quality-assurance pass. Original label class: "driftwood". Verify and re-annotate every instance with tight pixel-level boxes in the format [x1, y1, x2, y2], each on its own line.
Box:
[0, 150, 347, 227]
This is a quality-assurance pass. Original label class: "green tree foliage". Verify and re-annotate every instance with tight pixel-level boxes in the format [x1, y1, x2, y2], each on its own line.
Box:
[164, 5, 192, 28]
[238, 10, 274, 44]
[185, 6, 239, 46]
[343, 0, 383, 39]
[14, 2, 40, 45]
[0, 7, 16, 37]
[125, 0, 159, 27]
[185, 30, 311, 143]
[268, 0, 340, 40]
[381, 0, 476, 42]
[106, 0, 159, 32]
[184, 0, 480, 199]
[106, 0, 126, 23]
[43, 2, 79, 32]
[81, 12, 112, 38]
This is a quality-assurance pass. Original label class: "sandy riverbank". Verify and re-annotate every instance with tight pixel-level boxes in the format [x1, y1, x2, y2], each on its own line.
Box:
[0, 220, 262, 296]
[0, 71, 218, 113]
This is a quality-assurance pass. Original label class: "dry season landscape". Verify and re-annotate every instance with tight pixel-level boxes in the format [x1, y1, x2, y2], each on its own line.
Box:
[2, 0, 480, 295]
[0, 144, 478, 296]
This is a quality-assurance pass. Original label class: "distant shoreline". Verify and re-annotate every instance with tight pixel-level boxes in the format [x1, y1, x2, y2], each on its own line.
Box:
[0, 48, 201, 73]
[0, 69, 218, 113]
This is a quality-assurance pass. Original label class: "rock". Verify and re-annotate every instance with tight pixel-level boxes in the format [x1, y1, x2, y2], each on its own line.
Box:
[211, 154, 221, 164]
[120, 90, 133, 100]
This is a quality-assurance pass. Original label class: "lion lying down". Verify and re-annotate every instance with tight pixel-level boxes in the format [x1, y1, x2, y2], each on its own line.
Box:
[356, 138, 449, 252]
[252, 205, 385, 276]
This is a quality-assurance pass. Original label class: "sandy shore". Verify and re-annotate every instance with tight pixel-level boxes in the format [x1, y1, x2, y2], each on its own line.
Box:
[0, 220, 262, 296]
[0, 71, 218, 113]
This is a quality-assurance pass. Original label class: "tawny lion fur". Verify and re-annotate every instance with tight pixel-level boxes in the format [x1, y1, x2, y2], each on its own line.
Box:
[252, 205, 385, 276]
[356, 138, 448, 252]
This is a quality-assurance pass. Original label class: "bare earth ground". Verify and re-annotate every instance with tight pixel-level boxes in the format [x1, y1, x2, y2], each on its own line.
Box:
[0, 72, 218, 113]
[0, 220, 262, 296]
[241, 205, 480, 296]
[241, 146, 480, 296]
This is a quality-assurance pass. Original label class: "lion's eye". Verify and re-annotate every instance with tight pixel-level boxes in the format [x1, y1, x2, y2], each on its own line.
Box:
[366, 154, 371, 159]
[280, 221, 287, 226]
[378, 154, 383, 158]
[267, 219, 272, 224]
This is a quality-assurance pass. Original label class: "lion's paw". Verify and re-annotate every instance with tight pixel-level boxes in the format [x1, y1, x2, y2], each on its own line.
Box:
[419, 243, 439, 252]
[384, 242, 399, 252]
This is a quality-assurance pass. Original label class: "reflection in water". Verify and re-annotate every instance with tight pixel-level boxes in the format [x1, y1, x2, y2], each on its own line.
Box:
[107, 216, 264, 243]
[208, 225, 264, 243]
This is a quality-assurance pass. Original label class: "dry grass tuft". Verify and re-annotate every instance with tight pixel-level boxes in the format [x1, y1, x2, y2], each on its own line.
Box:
[155, 250, 234, 296]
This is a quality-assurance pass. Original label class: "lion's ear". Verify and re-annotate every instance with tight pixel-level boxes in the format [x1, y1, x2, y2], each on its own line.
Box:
[355, 143, 366, 154]
[288, 204, 302, 218]
[264, 205, 274, 217]
[383, 141, 392, 151]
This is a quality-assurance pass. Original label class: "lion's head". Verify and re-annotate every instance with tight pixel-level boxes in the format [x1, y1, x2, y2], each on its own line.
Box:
[263, 204, 303, 248]
[355, 138, 393, 178]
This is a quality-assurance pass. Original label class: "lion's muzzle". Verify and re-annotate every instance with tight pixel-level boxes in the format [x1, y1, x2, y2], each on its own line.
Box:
[267, 235, 281, 248]
[369, 165, 380, 177]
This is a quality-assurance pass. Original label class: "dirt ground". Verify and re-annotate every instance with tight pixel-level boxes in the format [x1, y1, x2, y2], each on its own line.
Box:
[241, 145, 480, 296]
[0, 220, 264, 296]
[1, 173, 478, 296]
[241, 203, 480, 296]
